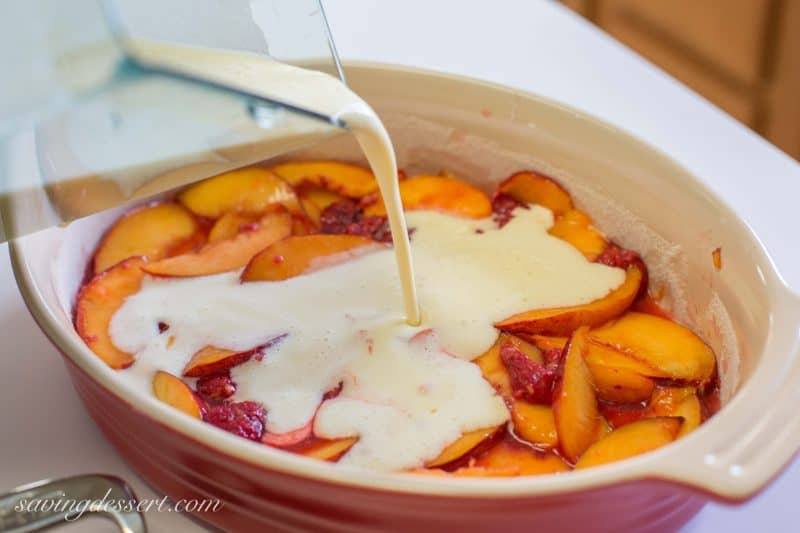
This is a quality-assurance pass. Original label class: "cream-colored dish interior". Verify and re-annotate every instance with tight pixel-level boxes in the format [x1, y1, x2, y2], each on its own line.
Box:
[12, 64, 789, 496]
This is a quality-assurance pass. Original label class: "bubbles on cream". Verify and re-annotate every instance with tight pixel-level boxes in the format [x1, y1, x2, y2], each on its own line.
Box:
[109, 208, 625, 471]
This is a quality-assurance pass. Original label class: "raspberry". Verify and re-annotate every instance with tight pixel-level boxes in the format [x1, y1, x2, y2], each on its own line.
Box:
[595, 244, 641, 270]
[595, 243, 649, 296]
[500, 342, 555, 404]
[196, 373, 237, 401]
[320, 199, 360, 234]
[542, 348, 564, 371]
[204, 401, 266, 441]
[320, 200, 393, 243]
[491, 192, 526, 228]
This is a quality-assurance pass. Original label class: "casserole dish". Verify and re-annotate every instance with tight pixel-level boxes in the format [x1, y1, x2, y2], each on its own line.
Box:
[11, 63, 800, 532]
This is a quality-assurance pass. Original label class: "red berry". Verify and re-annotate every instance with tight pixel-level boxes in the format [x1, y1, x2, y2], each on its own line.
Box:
[500, 342, 556, 404]
[320, 199, 360, 234]
[320, 200, 393, 242]
[542, 348, 564, 371]
[196, 373, 237, 401]
[595, 244, 640, 270]
[491, 192, 526, 228]
[204, 401, 266, 441]
[595, 243, 649, 296]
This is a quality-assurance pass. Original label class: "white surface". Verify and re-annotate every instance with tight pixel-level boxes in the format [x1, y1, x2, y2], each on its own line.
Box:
[2, 0, 799, 531]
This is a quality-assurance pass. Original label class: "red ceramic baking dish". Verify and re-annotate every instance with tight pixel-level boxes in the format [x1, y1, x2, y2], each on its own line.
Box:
[10, 64, 800, 532]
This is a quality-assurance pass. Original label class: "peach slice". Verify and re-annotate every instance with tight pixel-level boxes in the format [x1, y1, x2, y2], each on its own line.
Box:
[475, 440, 569, 475]
[411, 464, 523, 477]
[648, 386, 702, 437]
[241, 234, 385, 282]
[178, 167, 300, 218]
[587, 363, 655, 404]
[510, 401, 558, 448]
[548, 209, 608, 261]
[575, 417, 683, 469]
[553, 327, 600, 463]
[427, 426, 500, 467]
[595, 415, 613, 440]
[364, 175, 492, 219]
[523, 335, 568, 352]
[584, 342, 656, 403]
[497, 171, 573, 217]
[300, 437, 359, 461]
[296, 183, 346, 225]
[152, 370, 204, 419]
[182, 339, 278, 378]
[92, 202, 203, 274]
[262, 422, 314, 448]
[589, 312, 717, 382]
[270, 161, 378, 198]
[75, 257, 146, 369]
[207, 212, 260, 243]
[474, 333, 544, 397]
[290, 214, 317, 236]
[599, 403, 648, 428]
[143, 207, 292, 277]
[495, 265, 643, 337]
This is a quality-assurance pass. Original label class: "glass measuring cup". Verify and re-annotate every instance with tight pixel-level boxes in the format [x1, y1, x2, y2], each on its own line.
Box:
[0, 0, 347, 241]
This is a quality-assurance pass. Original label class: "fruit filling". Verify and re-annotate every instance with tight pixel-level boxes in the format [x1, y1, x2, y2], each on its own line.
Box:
[75, 162, 720, 475]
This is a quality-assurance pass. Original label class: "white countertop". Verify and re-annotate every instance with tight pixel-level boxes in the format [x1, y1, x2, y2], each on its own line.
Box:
[2, 0, 799, 531]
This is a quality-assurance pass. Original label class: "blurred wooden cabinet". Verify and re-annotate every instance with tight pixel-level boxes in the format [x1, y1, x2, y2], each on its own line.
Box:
[562, 0, 800, 159]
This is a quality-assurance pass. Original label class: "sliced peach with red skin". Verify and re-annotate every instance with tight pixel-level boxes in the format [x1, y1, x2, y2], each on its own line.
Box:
[75, 257, 146, 369]
[93, 202, 203, 274]
[152, 370, 204, 419]
[495, 264, 643, 337]
[553, 327, 600, 463]
[178, 167, 300, 218]
[589, 312, 717, 382]
[412, 466, 520, 477]
[270, 160, 378, 198]
[587, 363, 655, 404]
[474, 333, 544, 397]
[364, 175, 492, 219]
[548, 209, 608, 261]
[296, 183, 346, 225]
[575, 417, 683, 469]
[143, 206, 292, 277]
[300, 437, 359, 461]
[497, 171, 573, 217]
[595, 415, 613, 440]
[241, 234, 385, 282]
[208, 212, 261, 243]
[584, 342, 656, 403]
[262, 421, 314, 447]
[510, 401, 558, 448]
[599, 402, 648, 428]
[290, 214, 317, 236]
[523, 335, 568, 352]
[475, 440, 569, 475]
[648, 386, 702, 437]
[427, 427, 500, 467]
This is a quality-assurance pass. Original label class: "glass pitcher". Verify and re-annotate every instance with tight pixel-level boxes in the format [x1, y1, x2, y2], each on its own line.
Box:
[0, 0, 347, 241]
